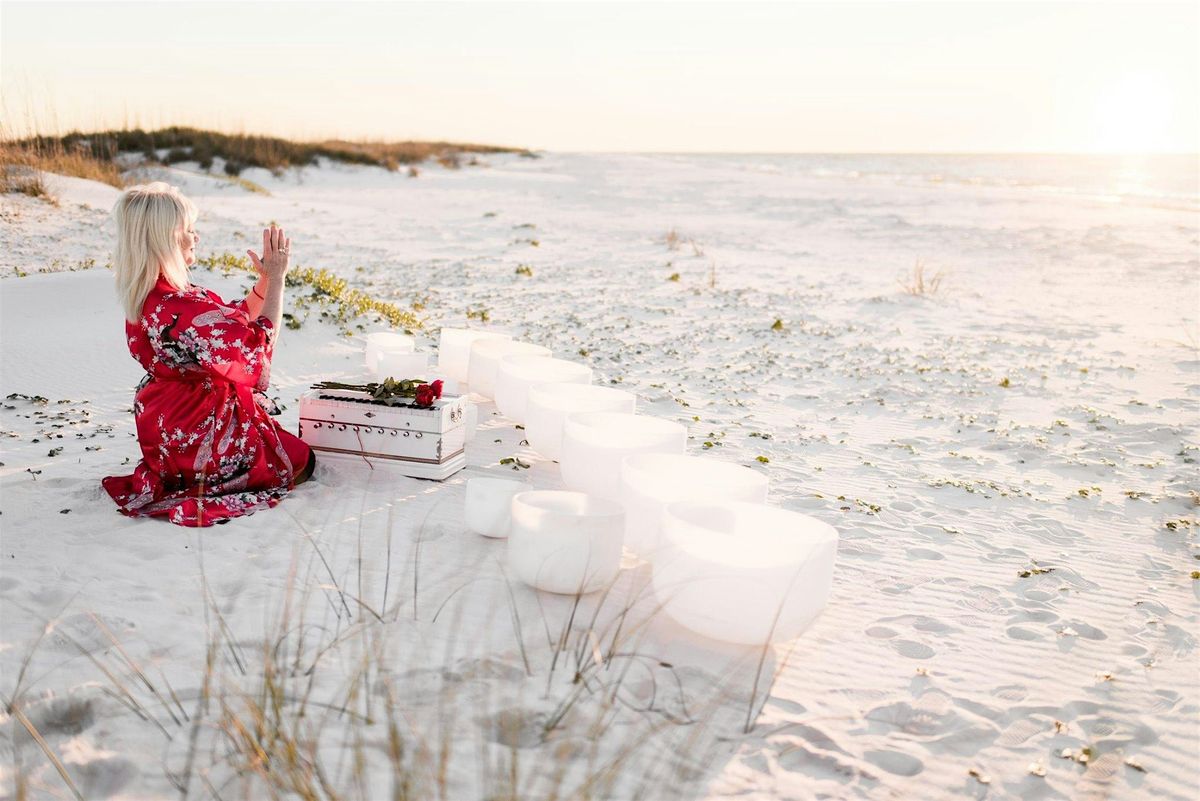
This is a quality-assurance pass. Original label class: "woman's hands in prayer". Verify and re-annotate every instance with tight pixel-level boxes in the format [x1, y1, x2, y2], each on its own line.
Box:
[246, 225, 291, 282]
[244, 225, 289, 338]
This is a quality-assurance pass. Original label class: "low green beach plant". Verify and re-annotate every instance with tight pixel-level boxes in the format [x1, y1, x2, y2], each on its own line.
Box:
[195, 252, 423, 332]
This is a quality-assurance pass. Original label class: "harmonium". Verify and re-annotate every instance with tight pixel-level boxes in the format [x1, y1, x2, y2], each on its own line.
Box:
[298, 387, 466, 480]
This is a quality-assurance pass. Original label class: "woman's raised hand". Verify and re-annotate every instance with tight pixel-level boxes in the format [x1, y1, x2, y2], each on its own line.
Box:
[246, 224, 291, 281]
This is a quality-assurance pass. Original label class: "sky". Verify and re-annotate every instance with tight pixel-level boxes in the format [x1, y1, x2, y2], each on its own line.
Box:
[2, 0, 1197, 153]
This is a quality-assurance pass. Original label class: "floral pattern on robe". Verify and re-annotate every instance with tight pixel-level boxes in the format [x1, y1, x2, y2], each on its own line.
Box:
[102, 276, 311, 527]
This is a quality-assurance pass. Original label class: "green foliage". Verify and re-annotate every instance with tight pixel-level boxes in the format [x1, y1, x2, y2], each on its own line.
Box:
[195, 253, 421, 331]
[515, 264, 533, 277]
[499, 456, 531, 470]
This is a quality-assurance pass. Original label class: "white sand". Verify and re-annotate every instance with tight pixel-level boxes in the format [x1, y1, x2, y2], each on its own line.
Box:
[1, 154, 1197, 800]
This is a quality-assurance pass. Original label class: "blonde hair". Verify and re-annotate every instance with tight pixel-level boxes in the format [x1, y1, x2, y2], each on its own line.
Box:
[112, 182, 198, 321]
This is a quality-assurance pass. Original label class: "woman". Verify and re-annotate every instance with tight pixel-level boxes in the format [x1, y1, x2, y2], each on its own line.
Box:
[102, 182, 315, 527]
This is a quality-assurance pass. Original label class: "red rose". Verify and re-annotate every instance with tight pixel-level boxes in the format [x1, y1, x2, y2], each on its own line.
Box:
[430, 379, 444, 399]
[414, 384, 435, 407]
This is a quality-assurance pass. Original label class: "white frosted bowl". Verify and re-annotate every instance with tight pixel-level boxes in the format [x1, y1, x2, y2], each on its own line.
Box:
[560, 412, 686, 501]
[494, 356, 593, 426]
[438, 328, 511, 384]
[468, 340, 551, 400]
[365, 332, 414, 369]
[508, 491, 624, 594]
[653, 501, 837, 645]
[619, 454, 768, 560]
[374, 351, 430, 382]
[465, 476, 533, 538]
[526, 384, 636, 461]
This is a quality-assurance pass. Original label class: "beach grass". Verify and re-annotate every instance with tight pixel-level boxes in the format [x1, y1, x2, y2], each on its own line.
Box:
[899, 259, 947, 296]
[0, 136, 124, 201]
[4, 126, 533, 179]
[0, 515, 757, 800]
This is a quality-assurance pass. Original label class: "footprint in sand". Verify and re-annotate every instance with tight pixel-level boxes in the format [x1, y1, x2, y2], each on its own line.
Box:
[891, 639, 935, 659]
[990, 684, 1028, 702]
[775, 743, 862, 784]
[906, 547, 944, 560]
[1006, 626, 1043, 641]
[1058, 620, 1107, 640]
[479, 707, 548, 748]
[863, 749, 924, 776]
[11, 695, 95, 744]
[60, 743, 137, 800]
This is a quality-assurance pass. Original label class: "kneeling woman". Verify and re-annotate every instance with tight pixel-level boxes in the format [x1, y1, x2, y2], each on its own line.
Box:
[103, 182, 314, 527]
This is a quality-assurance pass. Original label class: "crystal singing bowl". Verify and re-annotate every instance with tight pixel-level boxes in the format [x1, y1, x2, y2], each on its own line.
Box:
[494, 355, 593, 425]
[525, 383, 637, 461]
[374, 351, 429, 382]
[507, 490, 625, 594]
[619, 454, 768, 559]
[438, 328, 510, 384]
[464, 475, 533, 538]
[560, 412, 686, 501]
[652, 501, 838, 645]
[364, 331, 415, 369]
[468, 340, 551, 400]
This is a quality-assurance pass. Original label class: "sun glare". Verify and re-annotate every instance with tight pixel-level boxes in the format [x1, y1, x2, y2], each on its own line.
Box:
[1091, 73, 1177, 153]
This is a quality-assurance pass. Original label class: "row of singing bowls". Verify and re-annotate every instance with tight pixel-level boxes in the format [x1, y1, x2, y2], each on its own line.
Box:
[482, 486, 836, 645]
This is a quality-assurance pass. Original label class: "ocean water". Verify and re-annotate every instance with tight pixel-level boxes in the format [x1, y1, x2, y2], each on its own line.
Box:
[650, 152, 1200, 210]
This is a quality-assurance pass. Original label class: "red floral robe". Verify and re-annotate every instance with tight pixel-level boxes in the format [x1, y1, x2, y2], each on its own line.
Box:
[103, 275, 311, 527]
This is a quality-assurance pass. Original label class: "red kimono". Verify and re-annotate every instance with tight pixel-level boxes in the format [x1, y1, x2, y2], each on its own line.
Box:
[103, 276, 311, 527]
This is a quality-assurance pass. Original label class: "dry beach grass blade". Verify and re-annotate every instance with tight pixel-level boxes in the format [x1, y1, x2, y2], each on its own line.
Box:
[898, 258, 947, 296]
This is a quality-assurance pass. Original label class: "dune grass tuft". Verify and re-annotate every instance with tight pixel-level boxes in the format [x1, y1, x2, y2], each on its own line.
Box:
[7, 126, 531, 178]
[899, 259, 947, 296]
[0, 130, 125, 202]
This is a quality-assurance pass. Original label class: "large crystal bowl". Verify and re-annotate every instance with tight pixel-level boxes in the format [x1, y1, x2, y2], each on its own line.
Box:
[373, 350, 430, 382]
[526, 384, 636, 461]
[467, 340, 551, 400]
[494, 356, 593, 425]
[465, 475, 533, 538]
[508, 491, 625, 594]
[652, 501, 837, 645]
[365, 331, 415, 370]
[438, 328, 510, 384]
[619, 454, 768, 560]
[560, 412, 686, 501]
